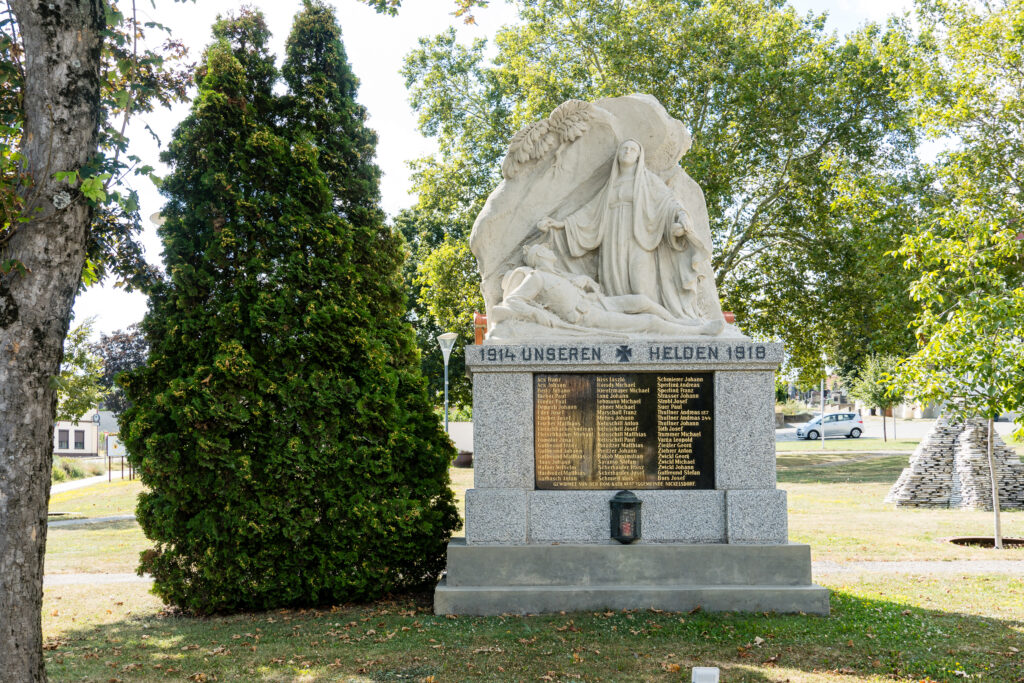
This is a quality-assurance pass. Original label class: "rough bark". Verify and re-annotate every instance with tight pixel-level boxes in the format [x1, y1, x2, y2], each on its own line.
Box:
[1, 2, 104, 680]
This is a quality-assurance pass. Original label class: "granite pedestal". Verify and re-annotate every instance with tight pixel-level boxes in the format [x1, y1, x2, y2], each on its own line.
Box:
[434, 340, 829, 616]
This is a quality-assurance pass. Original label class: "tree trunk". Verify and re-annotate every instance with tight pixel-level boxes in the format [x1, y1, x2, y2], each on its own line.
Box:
[882, 408, 887, 442]
[987, 417, 1003, 550]
[1, 2, 104, 681]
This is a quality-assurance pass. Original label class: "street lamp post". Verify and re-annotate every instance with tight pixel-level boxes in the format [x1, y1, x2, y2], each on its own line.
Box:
[92, 411, 101, 457]
[820, 355, 828, 451]
[437, 332, 458, 433]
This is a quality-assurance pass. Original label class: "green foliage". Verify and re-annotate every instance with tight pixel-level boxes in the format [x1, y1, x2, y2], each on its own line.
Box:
[394, 208, 473, 408]
[849, 354, 904, 413]
[50, 457, 86, 484]
[282, 0, 384, 227]
[892, 0, 1024, 431]
[91, 324, 147, 415]
[413, 236, 482, 407]
[776, 398, 811, 416]
[0, 0, 192, 291]
[359, 0, 487, 22]
[774, 377, 789, 403]
[120, 6, 458, 615]
[400, 0, 920, 382]
[55, 318, 107, 422]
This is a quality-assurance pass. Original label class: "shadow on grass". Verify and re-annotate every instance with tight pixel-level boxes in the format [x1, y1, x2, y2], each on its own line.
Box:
[778, 455, 908, 485]
[44, 588, 1024, 682]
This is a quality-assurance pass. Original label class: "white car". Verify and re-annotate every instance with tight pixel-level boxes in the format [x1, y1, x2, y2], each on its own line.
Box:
[796, 412, 864, 440]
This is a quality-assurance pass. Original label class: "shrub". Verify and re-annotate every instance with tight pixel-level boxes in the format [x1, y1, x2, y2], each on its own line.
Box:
[120, 5, 458, 614]
[51, 459, 67, 483]
[51, 457, 87, 483]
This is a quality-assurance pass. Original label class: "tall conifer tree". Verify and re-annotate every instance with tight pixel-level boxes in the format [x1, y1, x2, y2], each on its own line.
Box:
[282, 0, 382, 224]
[121, 8, 458, 614]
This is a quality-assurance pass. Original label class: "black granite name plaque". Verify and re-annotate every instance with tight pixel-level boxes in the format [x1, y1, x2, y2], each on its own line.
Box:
[534, 372, 714, 490]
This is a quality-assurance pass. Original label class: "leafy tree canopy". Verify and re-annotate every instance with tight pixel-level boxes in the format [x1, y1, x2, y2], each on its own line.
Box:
[892, 0, 1024, 431]
[400, 0, 922, 384]
[0, 0, 191, 289]
[92, 324, 147, 415]
[55, 318, 107, 422]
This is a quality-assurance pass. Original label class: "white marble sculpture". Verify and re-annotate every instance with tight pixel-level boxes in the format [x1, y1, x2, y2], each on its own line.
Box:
[471, 94, 735, 341]
[491, 244, 723, 339]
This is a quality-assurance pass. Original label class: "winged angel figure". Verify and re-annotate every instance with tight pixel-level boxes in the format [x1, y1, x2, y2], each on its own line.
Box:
[472, 95, 730, 341]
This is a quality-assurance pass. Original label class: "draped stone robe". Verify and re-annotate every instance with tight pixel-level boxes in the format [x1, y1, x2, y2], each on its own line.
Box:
[558, 141, 708, 320]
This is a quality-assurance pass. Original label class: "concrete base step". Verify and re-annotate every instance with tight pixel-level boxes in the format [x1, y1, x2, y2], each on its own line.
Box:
[444, 538, 815, 587]
[434, 579, 830, 616]
[434, 539, 829, 616]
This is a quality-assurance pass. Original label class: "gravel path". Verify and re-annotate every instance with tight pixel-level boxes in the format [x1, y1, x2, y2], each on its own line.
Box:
[814, 560, 1024, 575]
[43, 560, 1024, 587]
[47, 514, 136, 527]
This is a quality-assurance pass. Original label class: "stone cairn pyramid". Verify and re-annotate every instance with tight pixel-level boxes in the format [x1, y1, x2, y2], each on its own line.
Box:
[886, 416, 1024, 510]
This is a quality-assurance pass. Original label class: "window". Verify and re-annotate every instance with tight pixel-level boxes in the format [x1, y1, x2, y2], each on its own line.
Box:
[58, 430, 69, 449]
[74, 430, 85, 450]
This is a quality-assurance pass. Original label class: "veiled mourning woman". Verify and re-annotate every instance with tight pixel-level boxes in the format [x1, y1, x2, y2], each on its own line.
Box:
[538, 139, 715, 322]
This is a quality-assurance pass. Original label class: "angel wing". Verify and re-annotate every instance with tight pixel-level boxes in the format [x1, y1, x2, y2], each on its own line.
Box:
[547, 99, 592, 143]
[500, 100, 595, 179]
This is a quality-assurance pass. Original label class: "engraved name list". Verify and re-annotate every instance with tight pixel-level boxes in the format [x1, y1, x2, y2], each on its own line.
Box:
[534, 373, 714, 490]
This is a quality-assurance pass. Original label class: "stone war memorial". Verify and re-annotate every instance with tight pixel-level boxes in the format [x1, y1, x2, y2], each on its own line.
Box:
[433, 94, 829, 616]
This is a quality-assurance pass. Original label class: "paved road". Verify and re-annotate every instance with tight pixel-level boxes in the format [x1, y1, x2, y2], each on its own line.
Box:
[776, 416, 1018, 443]
[450, 418, 1019, 449]
[50, 470, 132, 495]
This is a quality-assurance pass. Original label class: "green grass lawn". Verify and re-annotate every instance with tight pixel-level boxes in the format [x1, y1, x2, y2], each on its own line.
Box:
[449, 464, 473, 534]
[49, 478, 143, 518]
[41, 577, 1023, 682]
[776, 438, 920, 453]
[41, 456, 1024, 682]
[46, 521, 149, 574]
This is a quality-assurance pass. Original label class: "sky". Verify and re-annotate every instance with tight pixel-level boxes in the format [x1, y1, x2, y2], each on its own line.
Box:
[71, 0, 914, 339]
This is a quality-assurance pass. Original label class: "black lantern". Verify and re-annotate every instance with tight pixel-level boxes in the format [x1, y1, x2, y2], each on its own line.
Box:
[609, 490, 641, 544]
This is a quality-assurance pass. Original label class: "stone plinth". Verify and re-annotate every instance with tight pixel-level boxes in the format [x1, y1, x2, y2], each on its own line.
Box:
[434, 340, 828, 615]
[435, 539, 829, 616]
